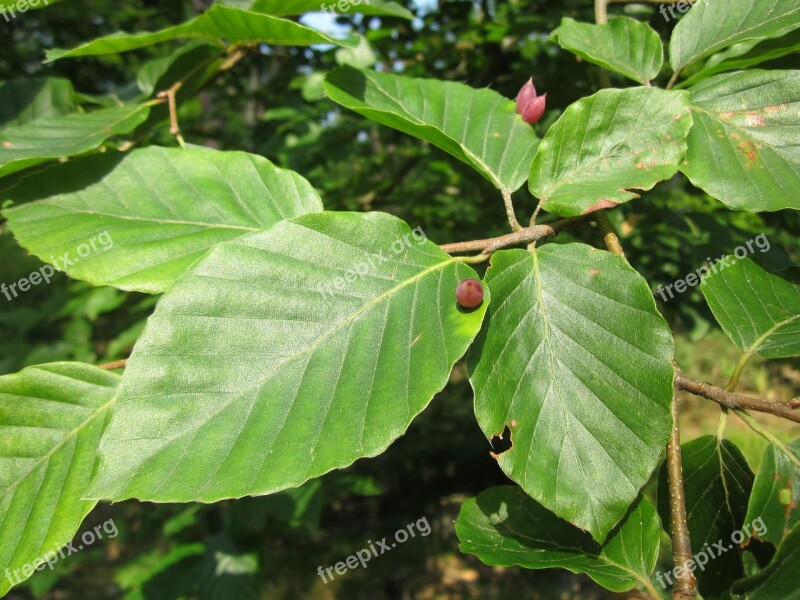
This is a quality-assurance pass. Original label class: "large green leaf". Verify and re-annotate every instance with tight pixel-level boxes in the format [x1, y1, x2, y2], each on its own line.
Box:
[700, 258, 800, 359]
[528, 87, 691, 216]
[731, 522, 800, 600]
[0, 363, 119, 597]
[0, 78, 75, 128]
[324, 66, 540, 195]
[550, 17, 663, 85]
[658, 436, 754, 599]
[468, 245, 674, 542]
[46, 5, 356, 61]
[87, 212, 489, 502]
[744, 441, 800, 546]
[0, 104, 150, 178]
[456, 486, 661, 593]
[2, 146, 323, 294]
[682, 70, 800, 212]
[670, 0, 800, 72]
[218, 0, 414, 19]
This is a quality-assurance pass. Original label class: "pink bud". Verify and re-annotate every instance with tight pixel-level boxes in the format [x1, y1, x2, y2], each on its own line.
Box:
[516, 78, 546, 125]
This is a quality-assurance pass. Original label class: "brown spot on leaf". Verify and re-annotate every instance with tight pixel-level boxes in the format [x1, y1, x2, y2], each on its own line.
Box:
[582, 199, 619, 215]
[745, 112, 766, 127]
[589, 269, 600, 276]
[2, 141, 11, 148]
[764, 104, 787, 114]
[737, 141, 758, 167]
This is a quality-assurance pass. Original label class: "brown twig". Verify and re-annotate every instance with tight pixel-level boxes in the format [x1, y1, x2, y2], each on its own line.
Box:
[157, 82, 185, 145]
[676, 372, 800, 424]
[666, 387, 697, 599]
[98, 359, 128, 371]
[439, 217, 583, 255]
[594, 210, 625, 256]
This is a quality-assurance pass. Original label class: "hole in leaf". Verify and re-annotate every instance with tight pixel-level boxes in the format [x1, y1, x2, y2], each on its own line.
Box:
[489, 425, 513, 458]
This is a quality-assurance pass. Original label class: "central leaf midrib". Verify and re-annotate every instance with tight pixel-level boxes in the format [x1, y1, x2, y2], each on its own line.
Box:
[0, 394, 116, 502]
[16, 202, 261, 231]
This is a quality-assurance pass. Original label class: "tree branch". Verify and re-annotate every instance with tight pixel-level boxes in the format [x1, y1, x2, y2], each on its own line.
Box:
[666, 388, 697, 599]
[676, 372, 800, 424]
[594, 210, 625, 256]
[439, 217, 583, 255]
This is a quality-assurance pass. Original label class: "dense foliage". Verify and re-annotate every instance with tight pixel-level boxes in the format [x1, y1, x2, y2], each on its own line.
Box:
[0, 0, 798, 598]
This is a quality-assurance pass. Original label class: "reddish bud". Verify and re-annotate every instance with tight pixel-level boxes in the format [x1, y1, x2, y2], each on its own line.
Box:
[456, 278, 484, 309]
[516, 78, 547, 125]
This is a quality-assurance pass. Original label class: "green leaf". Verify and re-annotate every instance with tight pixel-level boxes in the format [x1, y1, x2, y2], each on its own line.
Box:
[87, 211, 489, 502]
[550, 17, 663, 85]
[528, 87, 691, 216]
[137, 41, 225, 97]
[0, 104, 150, 178]
[0, 78, 75, 128]
[681, 70, 800, 212]
[324, 66, 540, 195]
[2, 146, 323, 294]
[679, 31, 800, 88]
[700, 257, 800, 359]
[731, 522, 800, 599]
[670, 0, 800, 72]
[468, 245, 674, 542]
[219, 0, 414, 20]
[335, 36, 377, 69]
[658, 436, 754, 599]
[455, 486, 661, 593]
[46, 5, 356, 61]
[744, 441, 800, 546]
[0, 363, 119, 597]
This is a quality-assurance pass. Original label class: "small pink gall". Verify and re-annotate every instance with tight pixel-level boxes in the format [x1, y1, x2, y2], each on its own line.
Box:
[456, 278, 484, 309]
[516, 78, 546, 125]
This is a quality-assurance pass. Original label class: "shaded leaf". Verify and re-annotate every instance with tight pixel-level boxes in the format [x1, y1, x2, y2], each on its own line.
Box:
[0, 78, 75, 128]
[731, 522, 800, 599]
[46, 5, 356, 61]
[670, 0, 800, 72]
[324, 65, 540, 194]
[658, 436, 754, 599]
[680, 31, 800, 88]
[456, 486, 661, 593]
[528, 87, 691, 216]
[0, 104, 150, 178]
[0, 363, 119, 597]
[468, 245, 674, 542]
[682, 70, 800, 212]
[744, 441, 800, 546]
[551, 17, 663, 85]
[2, 146, 323, 294]
[88, 212, 489, 502]
[700, 257, 800, 359]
